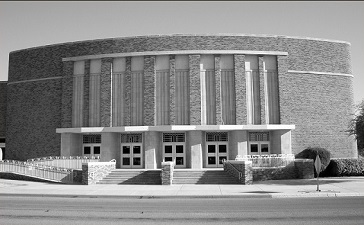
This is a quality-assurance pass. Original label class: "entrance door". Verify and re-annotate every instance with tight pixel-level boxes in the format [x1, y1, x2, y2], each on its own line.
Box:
[121, 143, 143, 169]
[249, 142, 270, 155]
[206, 143, 228, 168]
[83, 144, 101, 158]
[163, 143, 186, 168]
[162, 133, 186, 169]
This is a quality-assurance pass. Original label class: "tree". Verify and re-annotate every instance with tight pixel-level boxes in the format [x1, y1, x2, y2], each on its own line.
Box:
[347, 99, 364, 156]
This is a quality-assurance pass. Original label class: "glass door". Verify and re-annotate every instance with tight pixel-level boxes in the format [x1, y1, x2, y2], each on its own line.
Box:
[82, 144, 101, 158]
[206, 142, 228, 168]
[163, 143, 186, 168]
[249, 142, 270, 155]
[121, 143, 143, 169]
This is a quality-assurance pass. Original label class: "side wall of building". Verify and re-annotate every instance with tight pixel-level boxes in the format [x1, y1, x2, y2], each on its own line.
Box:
[280, 73, 356, 158]
[0, 82, 7, 138]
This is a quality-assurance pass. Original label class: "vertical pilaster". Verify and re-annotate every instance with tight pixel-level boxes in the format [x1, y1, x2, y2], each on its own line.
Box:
[277, 55, 289, 124]
[215, 55, 222, 125]
[188, 131, 203, 169]
[169, 55, 176, 125]
[189, 55, 201, 125]
[100, 133, 120, 167]
[144, 56, 156, 126]
[83, 60, 90, 127]
[229, 130, 248, 158]
[145, 131, 159, 169]
[124, 57, 131, 126]
[61, 61, 74, 128]
[259, 56, 267, 124]
[100, 58, 112, 127]
[234, 55, 246, 125]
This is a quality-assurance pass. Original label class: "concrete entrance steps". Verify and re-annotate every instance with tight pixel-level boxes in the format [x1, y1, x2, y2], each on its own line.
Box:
[97, 170, 161, 185]
[173, 169, 240, 184]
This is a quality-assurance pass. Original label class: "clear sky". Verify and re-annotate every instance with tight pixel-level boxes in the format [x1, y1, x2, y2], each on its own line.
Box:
[0, 1, 363, 104]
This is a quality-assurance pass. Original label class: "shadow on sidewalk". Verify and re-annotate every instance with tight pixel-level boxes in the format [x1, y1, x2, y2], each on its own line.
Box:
[254, 178, 362, 186]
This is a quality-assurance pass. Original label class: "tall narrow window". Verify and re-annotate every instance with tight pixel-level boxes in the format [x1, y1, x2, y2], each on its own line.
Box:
[131, 56, 144, 126]
[263, 56, 280, 124]
[112, 57, 126, 126]
[72, 60, 85, 127]
[156, 55, 170, 125]
[245, 56, 260, 124]
[175, 55, 189, 125]
[89, 59, 101, 127]
[200, 55, 215, 125]
[220, 55, 235, 125]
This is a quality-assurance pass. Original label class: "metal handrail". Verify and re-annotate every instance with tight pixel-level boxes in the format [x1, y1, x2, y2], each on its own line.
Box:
[223, 160, 242, 182]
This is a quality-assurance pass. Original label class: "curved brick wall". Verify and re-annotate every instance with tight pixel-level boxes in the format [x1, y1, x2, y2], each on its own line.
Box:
[6, 34, 356, 160]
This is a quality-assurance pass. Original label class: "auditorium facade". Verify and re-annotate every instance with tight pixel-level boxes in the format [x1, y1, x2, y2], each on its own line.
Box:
[3, 34, 357, 168]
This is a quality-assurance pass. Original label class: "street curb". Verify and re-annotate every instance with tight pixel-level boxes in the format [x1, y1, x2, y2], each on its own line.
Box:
[1, 192, 363, 199]
[0, 193, 272, 199]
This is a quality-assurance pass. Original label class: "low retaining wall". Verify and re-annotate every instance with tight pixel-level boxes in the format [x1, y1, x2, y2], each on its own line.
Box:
[225, 159, 314, 182]
[82, 160, 116, 185]
[224, 160, 253, 184]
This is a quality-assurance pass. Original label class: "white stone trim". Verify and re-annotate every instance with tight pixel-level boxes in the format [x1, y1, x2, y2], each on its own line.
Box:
[62, 50, 288, 62]
[56, 124, 295, 133]
[288, 70, 353, 77]
[7, 76, 62, 85]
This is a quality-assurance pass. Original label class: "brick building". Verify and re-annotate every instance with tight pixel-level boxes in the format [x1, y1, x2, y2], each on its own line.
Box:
[2, 34, 357, 168]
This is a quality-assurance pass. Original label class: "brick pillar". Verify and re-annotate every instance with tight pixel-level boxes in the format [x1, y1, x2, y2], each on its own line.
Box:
[100, 58, 112, 127]
[277, 55, 289, 124]
[189, 55, 201, 125]
[215, 55, 222, 125]
[61, 61, 74, 128]
[144, 56, 156, 126]
[169, 55, 176, 125]
[259, 56, 266, 124]
[161, 161, 174, 185]
[234, 55, 246, 125]
[83, 60, 90, 127]
[227, 161, 253, 184]
[124, 57, 131, 126]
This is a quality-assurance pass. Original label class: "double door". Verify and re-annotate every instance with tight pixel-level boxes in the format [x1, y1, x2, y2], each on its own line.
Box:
[83, 144, 101, 158]
[121, 143, 143, 168]
[249, 142, 270, 155]
[163, 143, 186, 168]
[206, 142, 228, 168]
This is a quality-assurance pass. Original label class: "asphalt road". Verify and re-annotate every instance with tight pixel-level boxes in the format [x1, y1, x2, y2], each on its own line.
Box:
[0, 196, 363, 225]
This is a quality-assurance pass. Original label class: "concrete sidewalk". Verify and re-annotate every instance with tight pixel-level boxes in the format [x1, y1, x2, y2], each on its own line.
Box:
[0, 177, 363, 199]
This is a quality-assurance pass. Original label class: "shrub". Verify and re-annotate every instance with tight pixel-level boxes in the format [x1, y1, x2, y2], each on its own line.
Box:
[295, 147, 331, 177]
[324, 158, 364, 177]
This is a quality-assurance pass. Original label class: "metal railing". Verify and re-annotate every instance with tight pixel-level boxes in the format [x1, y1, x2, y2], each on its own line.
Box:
[0, 160, 76, 183]
[26, 156, 100, 169]
[235, 154, 295, 167]
[223, 160, 243, 183]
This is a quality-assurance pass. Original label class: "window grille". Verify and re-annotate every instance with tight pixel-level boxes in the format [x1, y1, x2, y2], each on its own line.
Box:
[121, 133, 143, 143]
[163, 133, 185, 142]
[249, 132, 269, 141]
[206, 132, 228, 142]
[83, 134, 101, 143]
